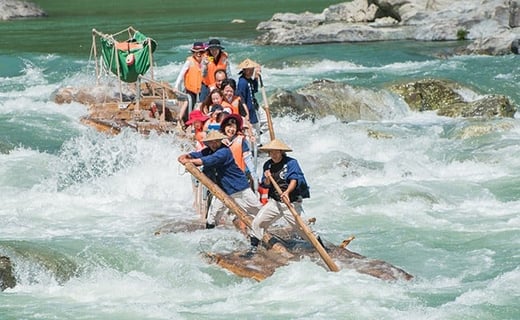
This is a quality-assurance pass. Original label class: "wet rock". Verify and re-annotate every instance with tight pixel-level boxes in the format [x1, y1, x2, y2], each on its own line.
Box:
[0, 256, 16, 291]
[510, 0, 520, 27]
[388, 79, 466, 112]
[0, 241, 79, 285]
[461, 95, 517, 118]
[511, 38, 520, 54]
[52, 86, 122, 105]
[388, 79, 517, 118]
[268, 79, 517, 120]
[268, 79, 409, 122]
[0, 0, 47, 20]
[455, 121, 515, 139]
[256, 0, 520, 56]
[458, 29, 520, 56]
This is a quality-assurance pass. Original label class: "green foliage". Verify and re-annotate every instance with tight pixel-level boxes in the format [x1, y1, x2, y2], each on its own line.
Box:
[457, 29, 469, 41]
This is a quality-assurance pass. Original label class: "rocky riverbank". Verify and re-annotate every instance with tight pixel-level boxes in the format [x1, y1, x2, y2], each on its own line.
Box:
[6, 0, 520, 55]
[0, 0, 46, 20]
[256, 0, 520, 55]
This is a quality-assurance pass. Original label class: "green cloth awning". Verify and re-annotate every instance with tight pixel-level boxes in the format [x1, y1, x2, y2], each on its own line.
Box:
[100, 31, 157, 83]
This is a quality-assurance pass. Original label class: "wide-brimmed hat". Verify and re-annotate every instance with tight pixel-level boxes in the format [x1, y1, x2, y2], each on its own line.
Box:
[220, 113, 243, 132]
[203, 130, 227, 142]
[207, 39, 224, 50]
[259, 139, 292, 152]
[238, 58, 260, 70]
[190, 42, 206, 53]
[185, 109, 209, 126]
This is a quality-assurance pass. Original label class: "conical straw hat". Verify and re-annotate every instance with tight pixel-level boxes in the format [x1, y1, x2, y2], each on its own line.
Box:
[259, 139, 292, 152]
[238, 58, 260, 70]
[203, 130, 227, 142]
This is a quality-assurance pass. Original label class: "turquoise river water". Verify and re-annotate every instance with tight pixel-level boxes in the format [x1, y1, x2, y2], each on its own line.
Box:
[0, 1, 519, 319]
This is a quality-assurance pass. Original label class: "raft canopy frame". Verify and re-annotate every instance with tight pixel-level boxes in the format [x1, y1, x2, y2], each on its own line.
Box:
[135, 74, 192, 123]
[91, 26, 157, 102]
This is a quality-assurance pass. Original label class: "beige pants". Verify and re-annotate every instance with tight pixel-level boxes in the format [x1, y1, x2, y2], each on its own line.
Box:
[206, 188, 262, 226]
[250, 198, 304, 240]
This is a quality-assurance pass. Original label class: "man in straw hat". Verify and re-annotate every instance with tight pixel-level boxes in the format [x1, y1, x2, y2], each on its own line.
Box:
[236, 58, 262, 144]
[245, 138, 317, 257]
[178, 130, 262, 229]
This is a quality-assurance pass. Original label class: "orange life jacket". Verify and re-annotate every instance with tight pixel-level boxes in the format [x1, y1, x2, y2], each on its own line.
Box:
[202, 51, 229, 87]
[185, 56, 202, 94]
[223, 96, 242, 115]
[221, 100, 238, 115]
[228, 135, 246, 171]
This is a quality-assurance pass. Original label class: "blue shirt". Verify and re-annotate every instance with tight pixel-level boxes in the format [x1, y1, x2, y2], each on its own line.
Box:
[237, 76, 259, 124]
[207, 123, 220, 131]
[261, 155, 308, 202]
[190, 145, 250, 195]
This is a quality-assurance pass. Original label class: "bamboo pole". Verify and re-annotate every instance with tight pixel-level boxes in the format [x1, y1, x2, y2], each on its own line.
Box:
[268, 176, 340, 272]
[259, 75, 275, 141]
[91, 31, 99, 85]
[148, 38, 155, 81]
[115, 48, 123, 103]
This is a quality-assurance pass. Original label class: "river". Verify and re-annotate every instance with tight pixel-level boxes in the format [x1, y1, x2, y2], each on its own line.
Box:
[0, 1, 518, 319]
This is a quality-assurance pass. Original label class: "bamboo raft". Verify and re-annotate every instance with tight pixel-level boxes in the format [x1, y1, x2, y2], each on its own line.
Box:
[156, 163, 414, 282]
[155, 218, 412, 282]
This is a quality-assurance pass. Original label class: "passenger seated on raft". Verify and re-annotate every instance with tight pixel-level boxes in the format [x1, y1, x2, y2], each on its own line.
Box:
[212, 69, 228, 91]
[185, 110, 209, 152]
[199, 88, 225, 116]
[200, 39, 231, 101]
[175, 42, 206, 128]
[204, 104, 228, 133]
[220, 78, 253, 139]
[219, 113, 258, 192]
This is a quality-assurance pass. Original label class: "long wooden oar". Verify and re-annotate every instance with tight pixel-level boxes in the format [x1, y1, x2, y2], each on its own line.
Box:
[182, 162, 285, 252]
[183, 162, 253, 227]
[258, 75, 276, 141]
[268, 176, 340, 272]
